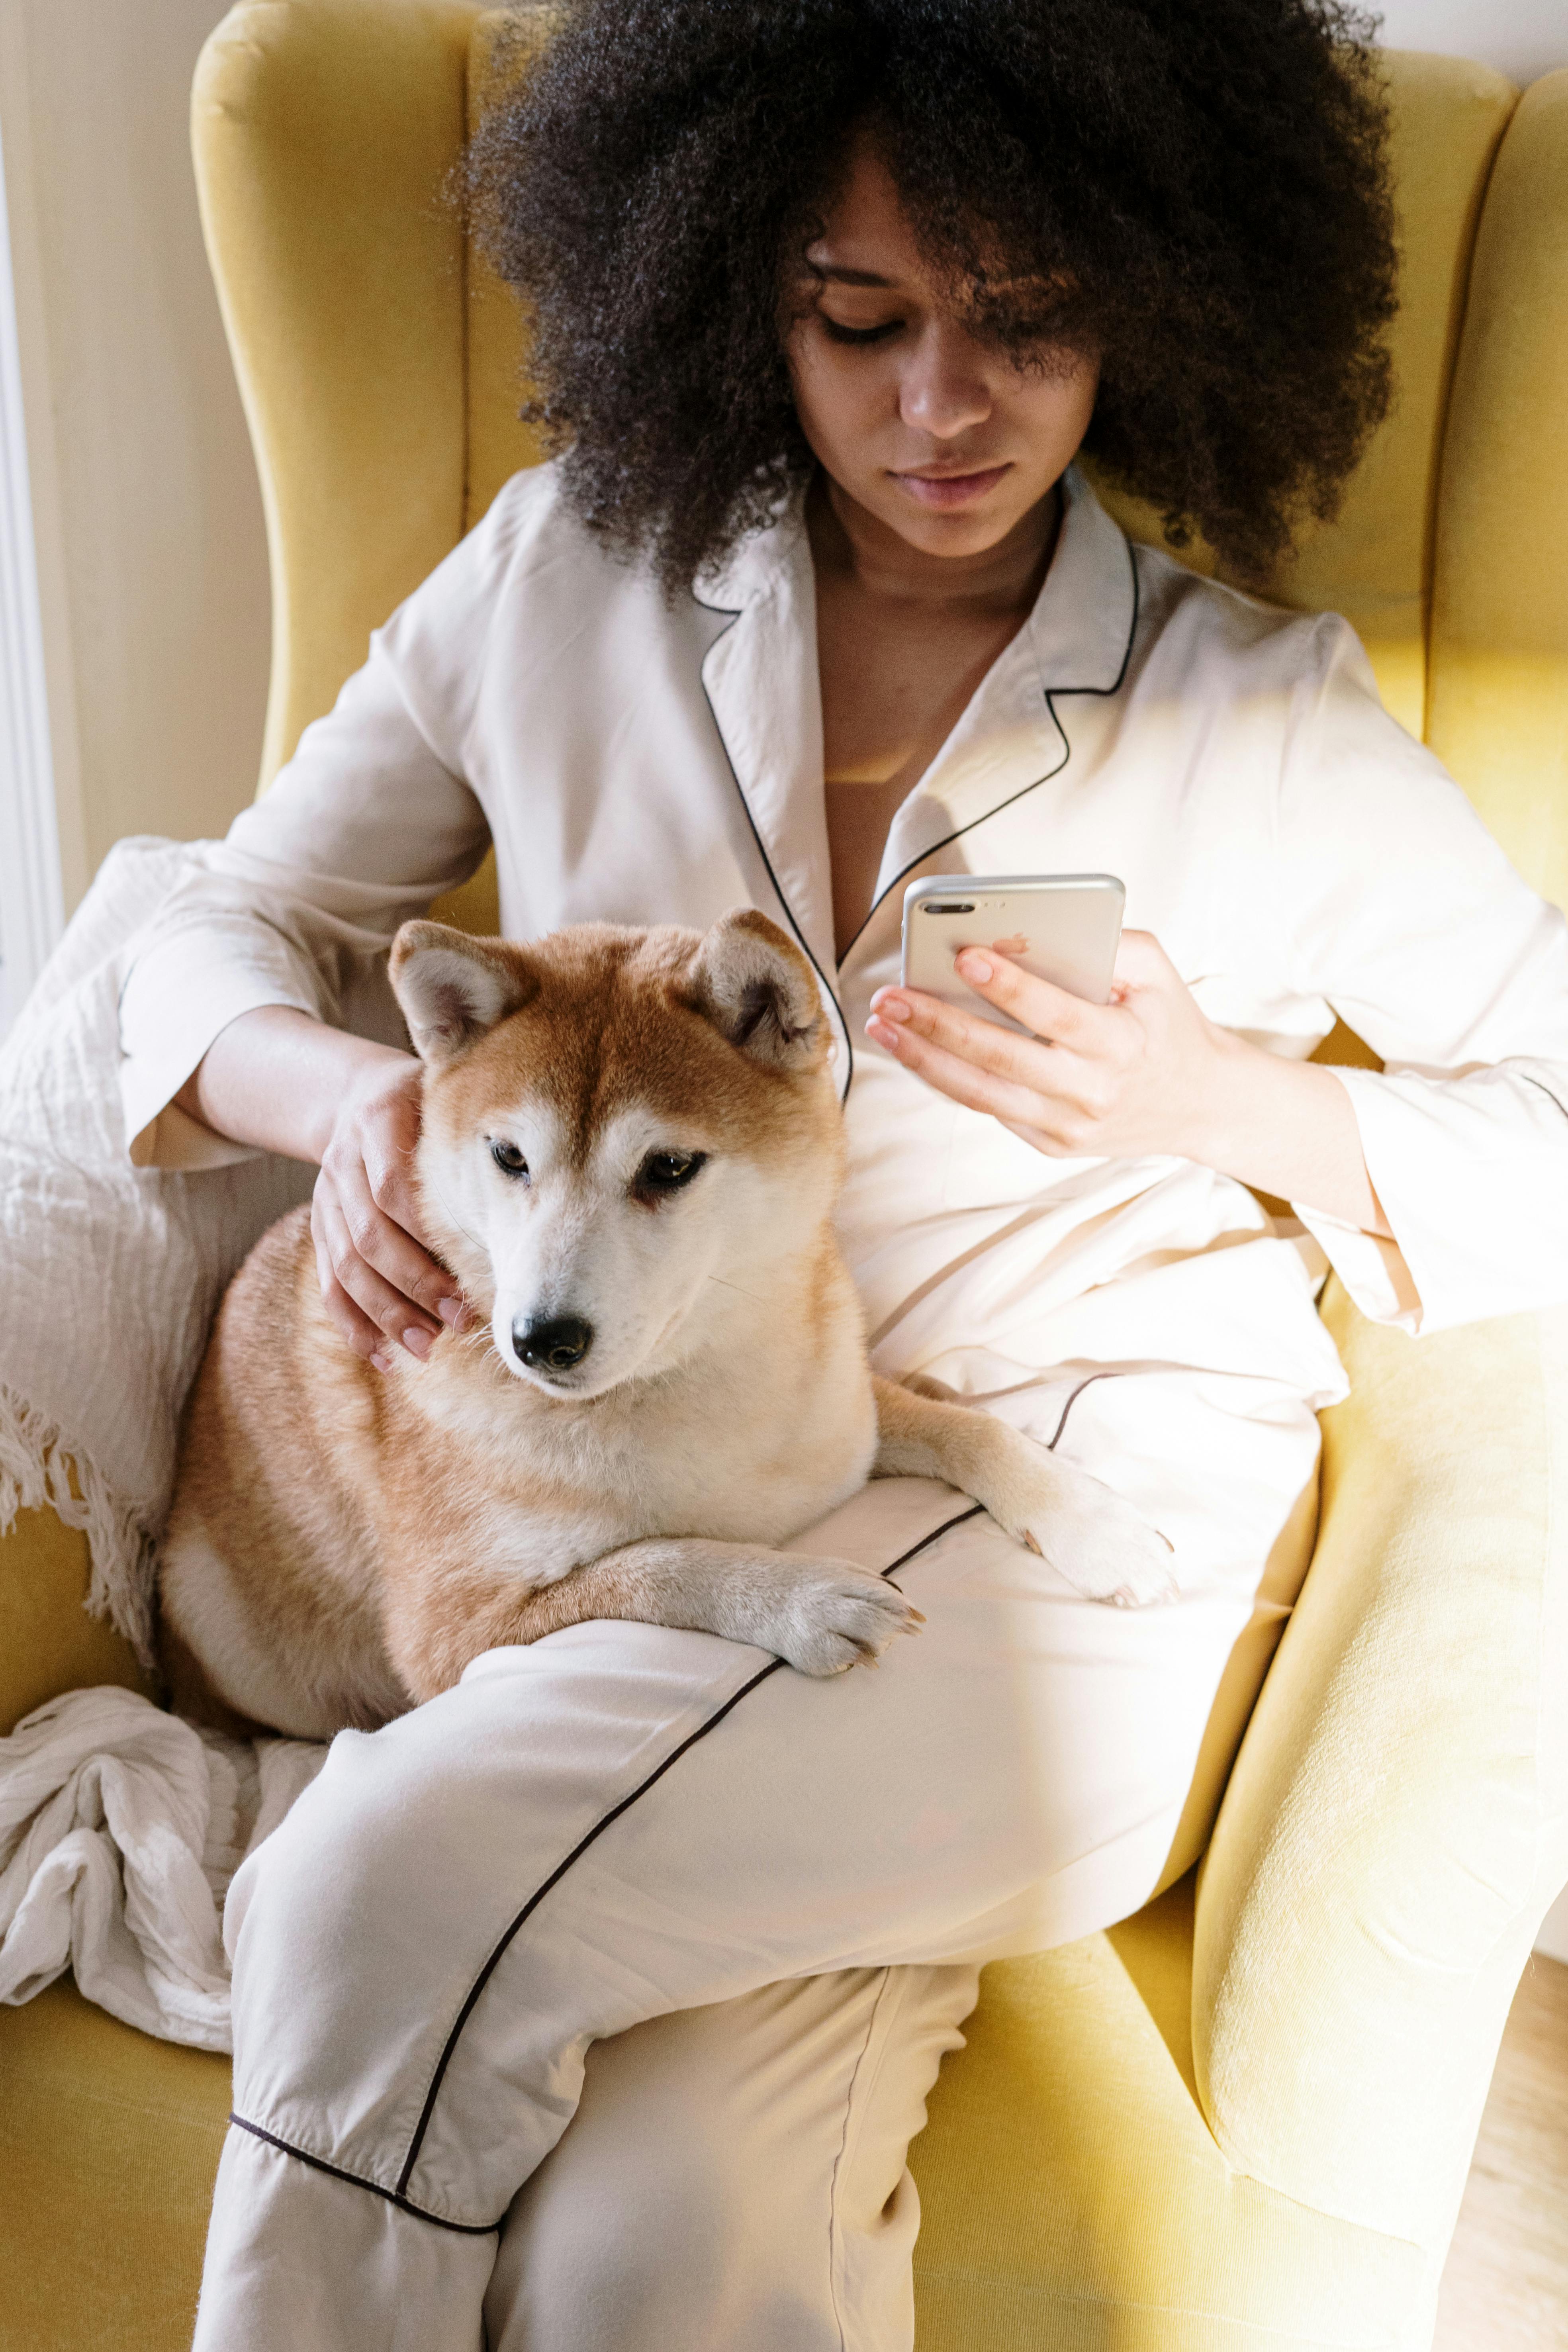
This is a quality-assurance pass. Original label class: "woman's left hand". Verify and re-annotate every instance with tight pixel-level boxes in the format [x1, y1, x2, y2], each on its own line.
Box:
[866, 929, 1239, 1165]
[866, 928, 1392, 1236]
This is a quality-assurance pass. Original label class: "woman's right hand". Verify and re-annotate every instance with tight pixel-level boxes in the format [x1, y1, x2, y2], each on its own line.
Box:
[176, 1005, 471, 1369]
[311, 1051, 470, 1370]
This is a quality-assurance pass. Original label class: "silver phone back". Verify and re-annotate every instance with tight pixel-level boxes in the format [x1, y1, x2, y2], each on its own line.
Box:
[900, 874, 1124, 1024]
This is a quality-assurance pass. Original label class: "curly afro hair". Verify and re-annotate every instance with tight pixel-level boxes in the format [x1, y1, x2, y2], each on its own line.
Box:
[469, 0, 1398, 590]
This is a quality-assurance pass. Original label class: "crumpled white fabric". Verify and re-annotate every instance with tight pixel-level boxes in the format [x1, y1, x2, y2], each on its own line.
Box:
[0, 1684, 325, 2052]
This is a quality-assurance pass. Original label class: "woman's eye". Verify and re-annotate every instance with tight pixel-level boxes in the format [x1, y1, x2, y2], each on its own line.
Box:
[634, 1150, 708, 1198]
[490, 1140, 529, 1180]
[819, 315, 902, 347]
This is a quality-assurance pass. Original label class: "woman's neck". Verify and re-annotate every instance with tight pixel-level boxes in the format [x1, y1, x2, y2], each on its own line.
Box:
[809, 471, 1065, 614]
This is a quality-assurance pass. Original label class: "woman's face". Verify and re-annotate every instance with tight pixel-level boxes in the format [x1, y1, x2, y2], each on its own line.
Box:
[785, 142, 1099, 560]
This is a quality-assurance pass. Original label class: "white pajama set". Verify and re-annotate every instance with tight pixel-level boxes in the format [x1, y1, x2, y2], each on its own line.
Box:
[117, 463, 1568, 2351]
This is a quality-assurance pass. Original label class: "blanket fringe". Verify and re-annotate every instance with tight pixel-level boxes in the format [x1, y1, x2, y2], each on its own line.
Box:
[0, 1382, 157, 1667]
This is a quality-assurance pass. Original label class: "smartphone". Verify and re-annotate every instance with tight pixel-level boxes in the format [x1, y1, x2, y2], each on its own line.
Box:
[900, 873, 1125, 1028]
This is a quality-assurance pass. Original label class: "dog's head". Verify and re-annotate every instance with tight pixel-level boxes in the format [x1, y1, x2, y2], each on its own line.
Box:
[389, 909, 842, 1399]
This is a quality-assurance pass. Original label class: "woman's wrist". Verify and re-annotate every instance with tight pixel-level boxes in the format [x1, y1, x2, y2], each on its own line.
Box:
[1181, 1020, 1273, 1177]
[1185, 1024, 1389, 1236]
[178, 1007, 415, 1166]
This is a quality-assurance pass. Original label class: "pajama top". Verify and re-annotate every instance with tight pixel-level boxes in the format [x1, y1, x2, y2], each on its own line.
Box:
[117, 462, 1568, 1442]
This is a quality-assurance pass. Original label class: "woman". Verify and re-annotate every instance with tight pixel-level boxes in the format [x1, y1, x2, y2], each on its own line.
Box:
[119, 2, 1568, 2345]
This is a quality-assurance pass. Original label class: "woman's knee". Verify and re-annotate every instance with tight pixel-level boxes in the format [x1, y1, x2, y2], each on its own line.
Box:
[485, 2100, 789, 2352]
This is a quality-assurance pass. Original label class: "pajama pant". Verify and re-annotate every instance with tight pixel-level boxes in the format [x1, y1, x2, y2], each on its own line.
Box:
[192, 1368, 1323, 2351]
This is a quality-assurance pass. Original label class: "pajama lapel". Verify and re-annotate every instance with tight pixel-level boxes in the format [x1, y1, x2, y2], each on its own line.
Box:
[855, 466, 1141, 953]
[696, 504, 852, 1085]
[693, 467, 1140, 1070]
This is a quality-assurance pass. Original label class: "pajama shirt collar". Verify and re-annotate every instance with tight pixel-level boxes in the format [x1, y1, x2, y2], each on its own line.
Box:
[692, 464, 1140, 999]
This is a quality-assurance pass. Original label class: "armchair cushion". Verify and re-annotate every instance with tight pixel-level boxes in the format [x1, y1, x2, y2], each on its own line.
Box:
[1195, 1292, 1568, 2268]
[0, 1977, 227, 2352]
[911, 1880, 1424, 2352]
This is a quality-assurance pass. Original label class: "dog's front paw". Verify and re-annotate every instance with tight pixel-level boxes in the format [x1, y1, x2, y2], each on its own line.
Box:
[764, 1557, 924, 1676]
[980, 1436, 1178, 1608]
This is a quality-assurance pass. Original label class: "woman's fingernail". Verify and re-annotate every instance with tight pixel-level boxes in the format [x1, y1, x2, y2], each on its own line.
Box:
[874, 993, 912, 1023]
[436, 1297, 464, 1327]
[957, 952, 994, 984]
[865, 1017, 901, 1052]
[369, 1351, 393, 1375]
[401, 1327, 433, 1360]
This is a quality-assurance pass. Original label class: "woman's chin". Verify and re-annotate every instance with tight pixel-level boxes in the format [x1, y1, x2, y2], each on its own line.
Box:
[875, 495, 1034, 560]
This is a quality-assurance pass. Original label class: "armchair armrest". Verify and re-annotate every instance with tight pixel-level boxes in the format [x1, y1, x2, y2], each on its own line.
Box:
[1193, 1284, 1567, 2265]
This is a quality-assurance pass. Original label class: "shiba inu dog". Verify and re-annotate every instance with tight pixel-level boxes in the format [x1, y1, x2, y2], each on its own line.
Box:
[158, 910, 1174, 1740]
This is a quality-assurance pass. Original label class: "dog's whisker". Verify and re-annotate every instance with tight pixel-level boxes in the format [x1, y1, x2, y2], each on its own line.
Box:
[423, 1170, 486, 1255]
[706, 1272, 768, 1308]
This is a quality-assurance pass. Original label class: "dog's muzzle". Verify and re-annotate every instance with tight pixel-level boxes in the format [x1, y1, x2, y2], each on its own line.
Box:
[515, 1314, 595, 1379]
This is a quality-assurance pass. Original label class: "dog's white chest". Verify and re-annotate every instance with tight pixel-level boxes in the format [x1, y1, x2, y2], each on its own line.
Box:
[443, 1339, 877, 1588]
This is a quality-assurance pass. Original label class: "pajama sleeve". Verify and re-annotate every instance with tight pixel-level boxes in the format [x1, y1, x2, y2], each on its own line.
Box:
[116, 482, 532, 1171]
[1273, 617, 1568, 1334]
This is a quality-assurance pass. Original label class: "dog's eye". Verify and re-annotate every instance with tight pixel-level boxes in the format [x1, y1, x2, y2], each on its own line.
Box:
[634, 1150, 707, 1199]
[489, 1140, 529, 1181]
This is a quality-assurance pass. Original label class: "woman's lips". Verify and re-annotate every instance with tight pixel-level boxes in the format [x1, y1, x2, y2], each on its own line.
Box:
[889, 464, 1012, 510]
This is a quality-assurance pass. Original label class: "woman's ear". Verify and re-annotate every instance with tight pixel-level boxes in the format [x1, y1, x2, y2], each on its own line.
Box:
[390, 922, 536, 1066]
[686, 909, 823, 1071]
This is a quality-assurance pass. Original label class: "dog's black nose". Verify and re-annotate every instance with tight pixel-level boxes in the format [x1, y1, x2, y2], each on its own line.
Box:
[516, 1315, 595, 1375]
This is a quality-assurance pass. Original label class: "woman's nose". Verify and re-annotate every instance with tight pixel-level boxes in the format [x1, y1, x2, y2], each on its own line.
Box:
[897, 320, 993, 439]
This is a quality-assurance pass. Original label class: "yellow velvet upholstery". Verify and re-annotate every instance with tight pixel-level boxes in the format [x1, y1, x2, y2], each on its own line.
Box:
[2, 16, 1564, 2348]
[1427, 70, 1568, 895]
[0, 1981, 227, 2352]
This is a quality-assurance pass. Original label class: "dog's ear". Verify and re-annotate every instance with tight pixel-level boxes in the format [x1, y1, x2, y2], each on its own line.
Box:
[686, 910, 823, 1071]
[390, 922, 536, 1066]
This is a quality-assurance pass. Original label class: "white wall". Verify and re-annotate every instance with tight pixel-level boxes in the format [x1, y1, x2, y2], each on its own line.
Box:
[1376, 1, 1567, 88]
[0, 0, 269, 938]
[0, 96, 64, 1032]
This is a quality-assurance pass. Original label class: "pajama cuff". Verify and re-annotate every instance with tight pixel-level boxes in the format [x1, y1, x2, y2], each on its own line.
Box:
[1295, 1062, 1568, 1338]
[1291, 1067, 1425, 1333]
[1290, 1200, 1423, 1334]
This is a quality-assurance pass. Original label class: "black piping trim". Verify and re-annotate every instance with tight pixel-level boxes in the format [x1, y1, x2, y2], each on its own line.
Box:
[227, 2114, 504, 2237]
[837, 536, 1142, 966]
[1043, 1370, 1122, 1452]
[1520, 1070, 1568, 1124]
[393, 1500, 985, 2197]
[695, 595, 854, 1106]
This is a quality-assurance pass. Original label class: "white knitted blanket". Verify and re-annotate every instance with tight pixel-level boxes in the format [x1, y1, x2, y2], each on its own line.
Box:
[0, 835, 313, 1659]
[0, 1686, 323, 2050]
[0, 837, 322, 2047]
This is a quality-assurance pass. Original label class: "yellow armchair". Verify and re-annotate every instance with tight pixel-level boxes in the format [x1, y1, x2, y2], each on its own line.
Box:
[2, 13, 1564, 2348]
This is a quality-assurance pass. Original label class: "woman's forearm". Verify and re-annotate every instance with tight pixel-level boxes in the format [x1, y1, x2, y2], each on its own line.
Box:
[1192, 1031, 1391, 1235]
[175, 1006, 415, 1165]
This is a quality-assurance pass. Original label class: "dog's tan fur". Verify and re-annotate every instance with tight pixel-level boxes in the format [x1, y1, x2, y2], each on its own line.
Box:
[159, 911, 1173, 1740]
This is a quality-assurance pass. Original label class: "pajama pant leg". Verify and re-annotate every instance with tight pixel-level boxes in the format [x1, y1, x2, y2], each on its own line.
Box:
[481, 1966, 979, 2352]
[193, 1371, 1323, 2352]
